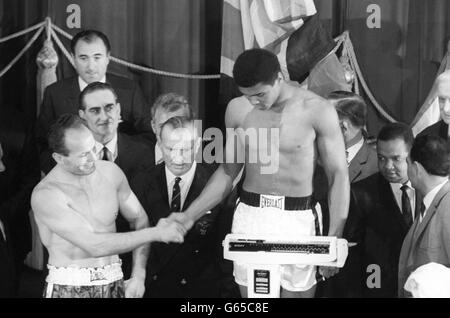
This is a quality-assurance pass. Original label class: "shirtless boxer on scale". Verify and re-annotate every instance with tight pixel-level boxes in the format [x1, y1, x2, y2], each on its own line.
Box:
[171, 49, 350, 298]
[31, 114, 185, 298]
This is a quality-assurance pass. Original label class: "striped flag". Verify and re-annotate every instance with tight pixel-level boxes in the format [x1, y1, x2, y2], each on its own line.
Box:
[221, 0, 318, 82]
[219, 0, 349, 105]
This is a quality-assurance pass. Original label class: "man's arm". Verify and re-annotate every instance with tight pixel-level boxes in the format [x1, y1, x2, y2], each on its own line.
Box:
[116, 169, 150, 283]
[177, 98, 246, 225]
[31, 187, 185, 258]
[313, 99, 350, 238]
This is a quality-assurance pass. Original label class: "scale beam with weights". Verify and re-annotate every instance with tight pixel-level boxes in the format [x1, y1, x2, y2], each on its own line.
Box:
[223, 234, 351, 298]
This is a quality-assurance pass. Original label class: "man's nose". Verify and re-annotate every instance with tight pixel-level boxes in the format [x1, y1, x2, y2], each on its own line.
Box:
[99, 109, 108, 120]
[384, 159, 395, 170]
[171, 151, 184, 164]
[87, 150, 96, 162]
[86, 58, 96, 70]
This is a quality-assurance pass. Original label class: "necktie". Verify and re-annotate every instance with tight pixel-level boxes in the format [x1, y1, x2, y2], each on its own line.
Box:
[102, 147, 112, 161]
[419, 201, 426, 219]
[171, 177, 182, 212]
[401, 184, 413, 227]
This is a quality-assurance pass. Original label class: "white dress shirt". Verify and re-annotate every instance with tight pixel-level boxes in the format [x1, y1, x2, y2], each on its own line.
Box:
[346, 137, 364, 165]
[420, 179, 448, 223]
[95, 133, 118, 162]
[390, 181, 416, 221]
[78, 75, 106, 91]
[165, 161, 197, 210]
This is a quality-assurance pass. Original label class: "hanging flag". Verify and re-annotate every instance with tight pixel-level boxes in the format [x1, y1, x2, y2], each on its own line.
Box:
[220, 0, 348, 105]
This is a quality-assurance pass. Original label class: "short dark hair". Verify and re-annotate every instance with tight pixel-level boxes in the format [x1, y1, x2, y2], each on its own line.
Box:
[71, 29, 111, 54]
[377, 122, 414, 150]
[151, 93, 193, 120]
[159, 116, 195, 140]
[233, 49, 281, 88]
[328, 91, 367, 128]
[410, 135, 450, 176]
[48, 114, 86, 156]
[79, 82, 118, 110]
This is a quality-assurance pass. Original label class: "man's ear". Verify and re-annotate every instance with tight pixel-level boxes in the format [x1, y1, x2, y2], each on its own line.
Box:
[116, 103, 122, 123]
[341, 120, 349, 133]
[415, 161, 426, 177]
[52, 152, 64, 165]
[78, 109, 85, 119]
[194, 136, 202, 155]
[151, 120, 157, 134]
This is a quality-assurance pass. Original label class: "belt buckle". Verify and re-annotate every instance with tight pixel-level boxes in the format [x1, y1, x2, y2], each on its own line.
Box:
[259, 194, 285, 210]
[90, 268, 107, 282]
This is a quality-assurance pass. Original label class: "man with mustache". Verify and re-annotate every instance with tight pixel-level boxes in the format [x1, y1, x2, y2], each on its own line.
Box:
[37, 29, 153, 174]
[78, 82, 154, 280]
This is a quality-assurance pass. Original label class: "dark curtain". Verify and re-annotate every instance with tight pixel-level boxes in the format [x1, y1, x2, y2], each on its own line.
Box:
[0, 0, 222, 129]
[336, 0, 450, 135]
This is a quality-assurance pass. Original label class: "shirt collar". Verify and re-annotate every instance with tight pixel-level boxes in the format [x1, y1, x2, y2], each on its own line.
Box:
[423, 179, 449, 212]
[78, 75, 106, 92]
[96, 133, 118, 161]
[390, 180, 413, 191]
[165, 161, 197, 186]
[346, 137, 364, 164]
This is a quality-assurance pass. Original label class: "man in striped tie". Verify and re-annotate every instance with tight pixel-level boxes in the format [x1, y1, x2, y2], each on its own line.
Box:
[131, 116, 224, 297]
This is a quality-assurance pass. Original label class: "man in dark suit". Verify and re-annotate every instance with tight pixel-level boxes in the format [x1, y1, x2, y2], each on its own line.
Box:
[0, 106, 41, 296]
[78, 82, 154, 280]
[37, 29, 153, 174]
[417, 70, 450, 140]
[316, 91, 378, 297]
[348, 123, 417, 297]
[314, 92, 377, 227]
[398, 135, 450, 297]
[132, 116, 223, 298]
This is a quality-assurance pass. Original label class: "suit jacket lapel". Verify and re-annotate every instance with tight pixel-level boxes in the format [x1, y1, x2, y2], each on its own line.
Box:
[412, 181, 450, 246]
[67, 77, 81, 112]
[348, 143, 370, 182]
[183, 165, 202, 210]
[379, 175, 408, 231]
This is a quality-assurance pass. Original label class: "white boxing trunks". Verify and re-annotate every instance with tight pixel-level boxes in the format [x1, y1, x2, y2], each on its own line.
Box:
[231, 190, 323, 292]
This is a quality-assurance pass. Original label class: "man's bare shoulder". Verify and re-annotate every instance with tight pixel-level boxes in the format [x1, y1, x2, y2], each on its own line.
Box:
[95, 160, 126, 185]
[31, 178, 67, 213]
[225, 96, 253, 128]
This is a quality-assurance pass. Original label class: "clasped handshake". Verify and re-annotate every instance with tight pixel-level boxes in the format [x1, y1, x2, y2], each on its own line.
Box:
[154, 213, 195, 244]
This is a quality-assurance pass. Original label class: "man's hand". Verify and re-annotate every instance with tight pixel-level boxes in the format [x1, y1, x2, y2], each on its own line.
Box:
[124, 276, 145, 298]
[155, 218, 186, 243]
[168, 212, 195, 232]
[318, 266, 340, 280]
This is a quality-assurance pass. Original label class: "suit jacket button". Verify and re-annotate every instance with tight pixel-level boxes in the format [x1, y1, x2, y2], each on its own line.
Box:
[194, 249, 199, 254]
[180, 278, 187, 285]
[152, 275, 158, 281]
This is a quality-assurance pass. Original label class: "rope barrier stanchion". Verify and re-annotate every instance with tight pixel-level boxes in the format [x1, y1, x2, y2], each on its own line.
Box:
[50, 28, 74, 67]
[0, 21, 46, 44]
[0, 26, 45, 78]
